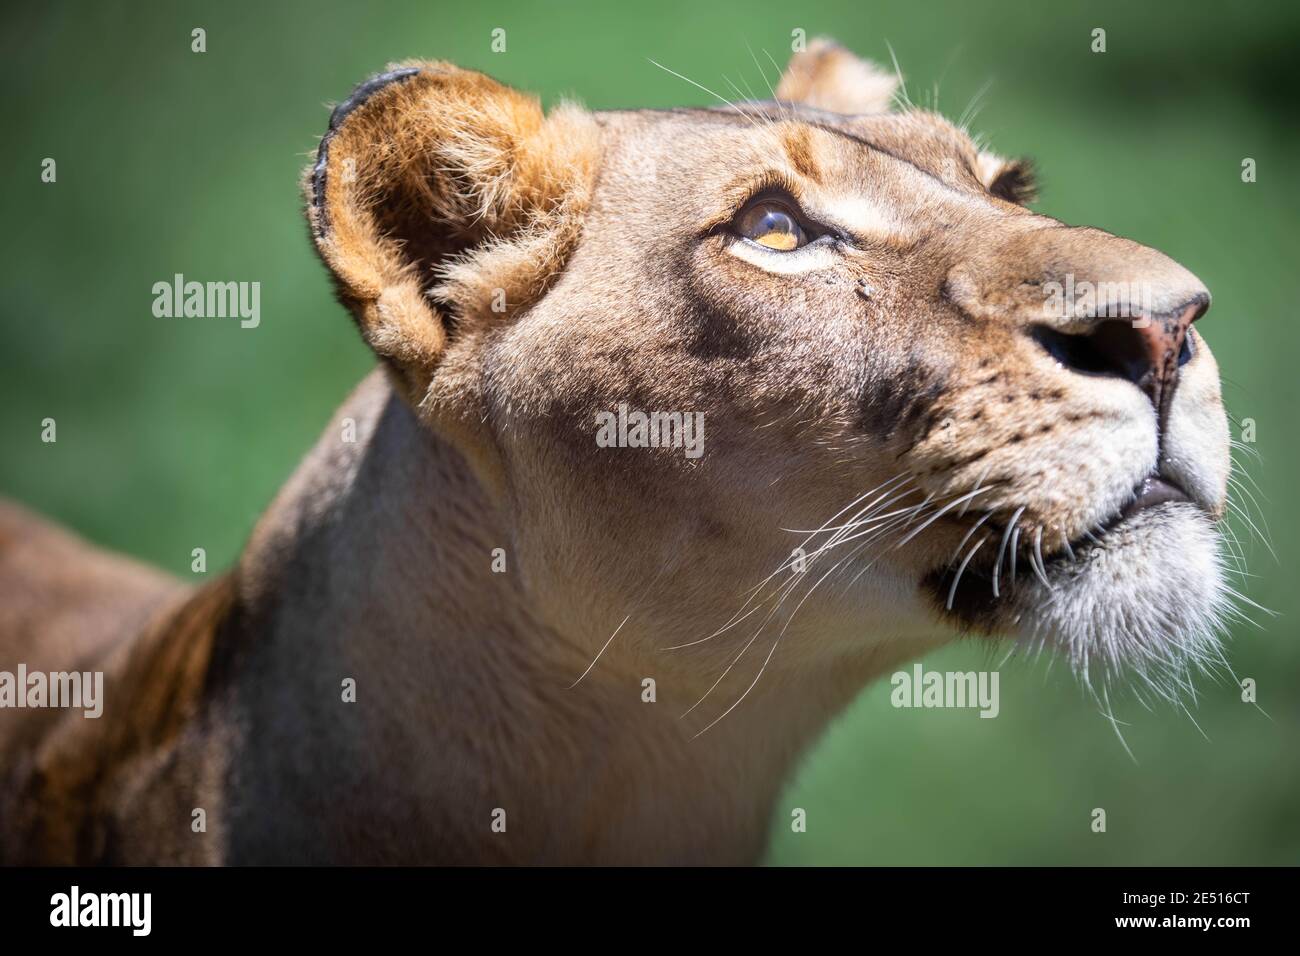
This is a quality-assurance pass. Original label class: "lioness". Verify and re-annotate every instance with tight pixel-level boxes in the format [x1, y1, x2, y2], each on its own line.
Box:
[0, 40, 1229, 865]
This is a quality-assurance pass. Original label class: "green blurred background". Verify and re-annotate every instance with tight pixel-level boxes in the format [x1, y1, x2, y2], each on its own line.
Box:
[2, 0, 1296, 864]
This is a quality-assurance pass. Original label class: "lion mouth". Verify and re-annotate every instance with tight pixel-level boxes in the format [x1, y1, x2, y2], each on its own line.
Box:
[929, 471, 1203, 625]
[1063, 472, 1196, 552]
[1120, 473, 1192, 519]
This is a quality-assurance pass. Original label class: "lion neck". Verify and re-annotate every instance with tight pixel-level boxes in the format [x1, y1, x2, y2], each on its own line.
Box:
[225, 369, 881, 863]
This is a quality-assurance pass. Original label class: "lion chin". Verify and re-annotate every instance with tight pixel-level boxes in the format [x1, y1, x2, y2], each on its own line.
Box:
[935, 502, 1229, 698]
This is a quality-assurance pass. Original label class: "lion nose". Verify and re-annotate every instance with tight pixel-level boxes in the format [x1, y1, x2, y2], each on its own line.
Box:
[1033, 293, 1209, 423]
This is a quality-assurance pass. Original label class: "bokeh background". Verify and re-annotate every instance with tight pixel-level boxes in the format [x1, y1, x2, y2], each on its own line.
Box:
[2, 0, 1297, 864]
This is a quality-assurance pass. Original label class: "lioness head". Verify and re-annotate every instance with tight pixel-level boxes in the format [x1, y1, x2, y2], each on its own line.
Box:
[307, 39, 1230, 719]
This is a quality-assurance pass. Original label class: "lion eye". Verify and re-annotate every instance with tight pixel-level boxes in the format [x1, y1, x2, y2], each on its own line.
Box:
[736, 201, 806, 251]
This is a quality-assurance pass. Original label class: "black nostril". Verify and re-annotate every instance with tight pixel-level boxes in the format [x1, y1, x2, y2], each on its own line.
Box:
[1031, 321, 1149, 384]
[1031, 294, 1205, 422]
[1086, 319, 1161, 385]
[1032, 319, 1193, 387]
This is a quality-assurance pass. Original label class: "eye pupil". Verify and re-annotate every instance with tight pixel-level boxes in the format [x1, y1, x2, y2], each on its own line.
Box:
[737, 201, 806, 251]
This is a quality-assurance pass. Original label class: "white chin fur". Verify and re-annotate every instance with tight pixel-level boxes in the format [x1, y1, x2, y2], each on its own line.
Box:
[1011, 503, 1228, 698]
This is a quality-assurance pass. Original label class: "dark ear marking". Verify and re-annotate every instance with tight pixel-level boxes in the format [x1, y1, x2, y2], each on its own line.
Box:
[310, 67, 423, 239]
[990, 158, 1038, 205]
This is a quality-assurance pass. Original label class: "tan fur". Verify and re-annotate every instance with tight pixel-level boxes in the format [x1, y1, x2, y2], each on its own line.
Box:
[306, 61, 599, 405]
[0, 42, 1230, 864]
[776, 37, 898, 114]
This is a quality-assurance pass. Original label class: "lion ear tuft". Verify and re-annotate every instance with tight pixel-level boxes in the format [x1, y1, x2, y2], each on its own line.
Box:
[776, 38, 898, 114]
[306, 63, 599, 399]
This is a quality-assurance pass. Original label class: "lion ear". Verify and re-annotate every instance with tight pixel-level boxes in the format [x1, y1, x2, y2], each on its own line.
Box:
[306, 63, 598, 398]
[776, 38, 898, 114]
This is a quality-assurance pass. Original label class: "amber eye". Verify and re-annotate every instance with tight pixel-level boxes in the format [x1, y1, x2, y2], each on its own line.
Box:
[736, 200, 807, 251]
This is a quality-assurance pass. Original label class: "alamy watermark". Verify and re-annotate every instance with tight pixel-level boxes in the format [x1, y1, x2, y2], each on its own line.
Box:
[1042, 274, 1155, 326]
[890, 664, 999, 718]
[0, 664, 103, 718]
[152, 273, 260, 328]
[50, 886, 150, 936]
[595, 403, 705, 459]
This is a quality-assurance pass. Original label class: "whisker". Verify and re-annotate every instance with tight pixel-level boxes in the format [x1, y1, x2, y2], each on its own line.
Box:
[661, 603, 762, 651]
[892, 484, 998, 548]
[1031, 526, 1052, 588]
[647, 59, 768, 134]
[958, 462, 996, 517]
[567, 615, 630, 689]
[1008, 524, 1021, 586]
[947, 534, 989, 610]
[691, 617, 786, 739]
[957, 77, 994, 131]
[679, 577, 799, 719]
[776, 474, 913, 537]
[949, 510, 993, 567]
[991, 506, 1025, 598]
[1059, 524, 1075, 560]
[884, 41, 913, 111]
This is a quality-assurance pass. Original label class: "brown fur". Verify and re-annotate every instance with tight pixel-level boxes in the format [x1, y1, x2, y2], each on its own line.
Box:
[306, 61, 599, 404]
[0, 503, 234, 863]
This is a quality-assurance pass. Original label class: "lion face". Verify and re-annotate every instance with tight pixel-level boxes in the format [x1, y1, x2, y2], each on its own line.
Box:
[309, 41, 1230, 706]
